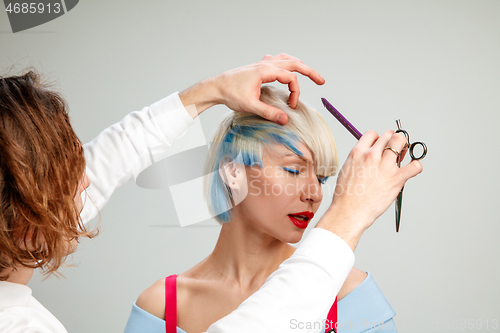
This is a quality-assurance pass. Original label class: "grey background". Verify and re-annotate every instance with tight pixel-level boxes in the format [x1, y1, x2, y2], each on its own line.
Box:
[1, 0, 499, 332]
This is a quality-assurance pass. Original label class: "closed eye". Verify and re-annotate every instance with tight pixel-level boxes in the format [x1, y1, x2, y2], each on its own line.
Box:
[282, 167, 300, 175]
[283, 167, 328, 185]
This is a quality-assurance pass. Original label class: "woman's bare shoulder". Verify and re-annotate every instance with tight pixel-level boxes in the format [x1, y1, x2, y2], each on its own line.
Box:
[337, 267, 368, 301]
[136, 278, 166, 320]
[134, 274, 203, 322]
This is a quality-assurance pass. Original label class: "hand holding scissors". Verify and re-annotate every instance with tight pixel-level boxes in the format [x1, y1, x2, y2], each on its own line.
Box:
[393, 119, 427, 232]
[321, 97, 427, 232]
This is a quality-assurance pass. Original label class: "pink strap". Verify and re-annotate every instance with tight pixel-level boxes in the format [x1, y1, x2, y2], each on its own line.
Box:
[325, 297, 338, 333]
[165, 274, 177, 333]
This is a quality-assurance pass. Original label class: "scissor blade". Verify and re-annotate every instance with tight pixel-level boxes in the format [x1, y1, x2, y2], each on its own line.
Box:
[395, 187, 404, 232]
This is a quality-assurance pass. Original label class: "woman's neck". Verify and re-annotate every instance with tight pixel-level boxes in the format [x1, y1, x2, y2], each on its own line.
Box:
[203, 217, 296, 290]
[2, 265, 34, 285]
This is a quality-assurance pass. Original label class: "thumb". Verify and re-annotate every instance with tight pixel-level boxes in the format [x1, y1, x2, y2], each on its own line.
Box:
[249, 99, 288, 125]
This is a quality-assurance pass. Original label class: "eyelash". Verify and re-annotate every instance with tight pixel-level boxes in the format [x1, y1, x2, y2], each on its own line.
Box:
[283, 167, 300, 175]
[282, 167, 327, 185]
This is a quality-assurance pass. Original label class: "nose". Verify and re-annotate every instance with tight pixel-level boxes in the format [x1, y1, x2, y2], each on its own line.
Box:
[299, 173, 323, 204]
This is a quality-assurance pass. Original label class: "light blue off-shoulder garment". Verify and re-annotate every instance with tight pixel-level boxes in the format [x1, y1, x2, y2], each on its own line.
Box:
[337, 272, 397, 332]
[123, 272, 396, 333]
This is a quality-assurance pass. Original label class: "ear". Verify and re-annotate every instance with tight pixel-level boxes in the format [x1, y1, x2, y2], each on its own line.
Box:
[218, 159, 248, 206]
[219, 160, 243, 190]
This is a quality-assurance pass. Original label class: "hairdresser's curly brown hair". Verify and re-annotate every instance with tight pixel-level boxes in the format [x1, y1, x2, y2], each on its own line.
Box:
[0, 70, 97, 280]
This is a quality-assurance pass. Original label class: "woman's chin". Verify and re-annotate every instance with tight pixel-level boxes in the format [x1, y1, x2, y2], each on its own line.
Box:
[282, 230, 307, 245]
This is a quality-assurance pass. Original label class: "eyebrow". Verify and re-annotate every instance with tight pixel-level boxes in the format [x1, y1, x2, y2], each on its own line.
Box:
[282, 153, 313, 164]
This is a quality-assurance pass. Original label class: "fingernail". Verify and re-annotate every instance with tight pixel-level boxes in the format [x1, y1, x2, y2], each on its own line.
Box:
[276, 114, 287, 125]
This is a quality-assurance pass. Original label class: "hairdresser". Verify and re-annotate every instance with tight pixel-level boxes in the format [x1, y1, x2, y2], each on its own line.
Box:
[0, 53, 421, 332]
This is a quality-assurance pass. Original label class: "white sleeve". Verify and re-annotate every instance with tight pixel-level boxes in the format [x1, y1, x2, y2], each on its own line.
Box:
[79, 92, 194, 224]
[0, 310, 67, 333]
[207, 228, 355, 333]
[0, 314, 61, 333]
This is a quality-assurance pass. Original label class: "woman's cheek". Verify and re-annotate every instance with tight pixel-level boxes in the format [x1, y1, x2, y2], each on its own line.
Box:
[284, 182, 295, 196]
[249, 179, 262, 196]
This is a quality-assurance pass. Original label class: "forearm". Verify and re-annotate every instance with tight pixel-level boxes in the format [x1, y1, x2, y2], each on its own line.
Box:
[80, 93, 194, 224]
[315, 205, 368, 252]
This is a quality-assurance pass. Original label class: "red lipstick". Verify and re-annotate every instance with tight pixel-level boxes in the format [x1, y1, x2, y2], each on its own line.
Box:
[288, 211, 314, 229]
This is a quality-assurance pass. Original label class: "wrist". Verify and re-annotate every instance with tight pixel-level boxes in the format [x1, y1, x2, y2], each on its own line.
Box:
[315, 206, 369, 252]
[178, 77, 222, 119]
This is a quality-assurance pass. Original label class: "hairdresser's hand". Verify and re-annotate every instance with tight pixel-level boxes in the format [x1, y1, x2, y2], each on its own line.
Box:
[178, 54, 325, 124]
[316, 130, 423, 251]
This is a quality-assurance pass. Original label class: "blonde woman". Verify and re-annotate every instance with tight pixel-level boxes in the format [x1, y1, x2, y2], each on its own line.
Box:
[126, 87, 402, 333]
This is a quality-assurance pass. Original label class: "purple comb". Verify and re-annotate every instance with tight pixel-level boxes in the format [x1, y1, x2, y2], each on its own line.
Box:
[321, 98, 362, 140]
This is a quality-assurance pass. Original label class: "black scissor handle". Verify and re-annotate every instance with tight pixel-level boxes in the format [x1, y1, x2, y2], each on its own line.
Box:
[409, 141, 427, 160]
[396, 129, 410, 145]
[395, 121, 427, 161]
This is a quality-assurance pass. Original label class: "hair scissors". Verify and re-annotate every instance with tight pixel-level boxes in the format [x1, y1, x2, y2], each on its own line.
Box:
[394, 119, 427, 232]
[321, 97, 428, 232]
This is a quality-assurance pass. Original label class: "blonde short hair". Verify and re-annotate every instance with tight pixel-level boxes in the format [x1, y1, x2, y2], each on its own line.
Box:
[204, 86, 338, 223]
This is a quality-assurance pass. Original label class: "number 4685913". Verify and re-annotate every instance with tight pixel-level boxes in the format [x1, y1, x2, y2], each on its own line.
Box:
[5, 2, 61, 14]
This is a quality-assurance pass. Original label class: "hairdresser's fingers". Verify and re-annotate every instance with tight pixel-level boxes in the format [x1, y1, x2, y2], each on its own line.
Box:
[249, 99, 289, 125]
[288, 85, 300, 109]
[285, 73, 300, 109]
[257, 54, 323, 84]
[356, 130, 380, 149]
[260, 66, 300, 108]
[267, 59, 325, 85]
[372, 130, 395, 155]
[268, 53, 305, 64]
[361, 130, 394, 164]
[381, 132, 408, 166]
